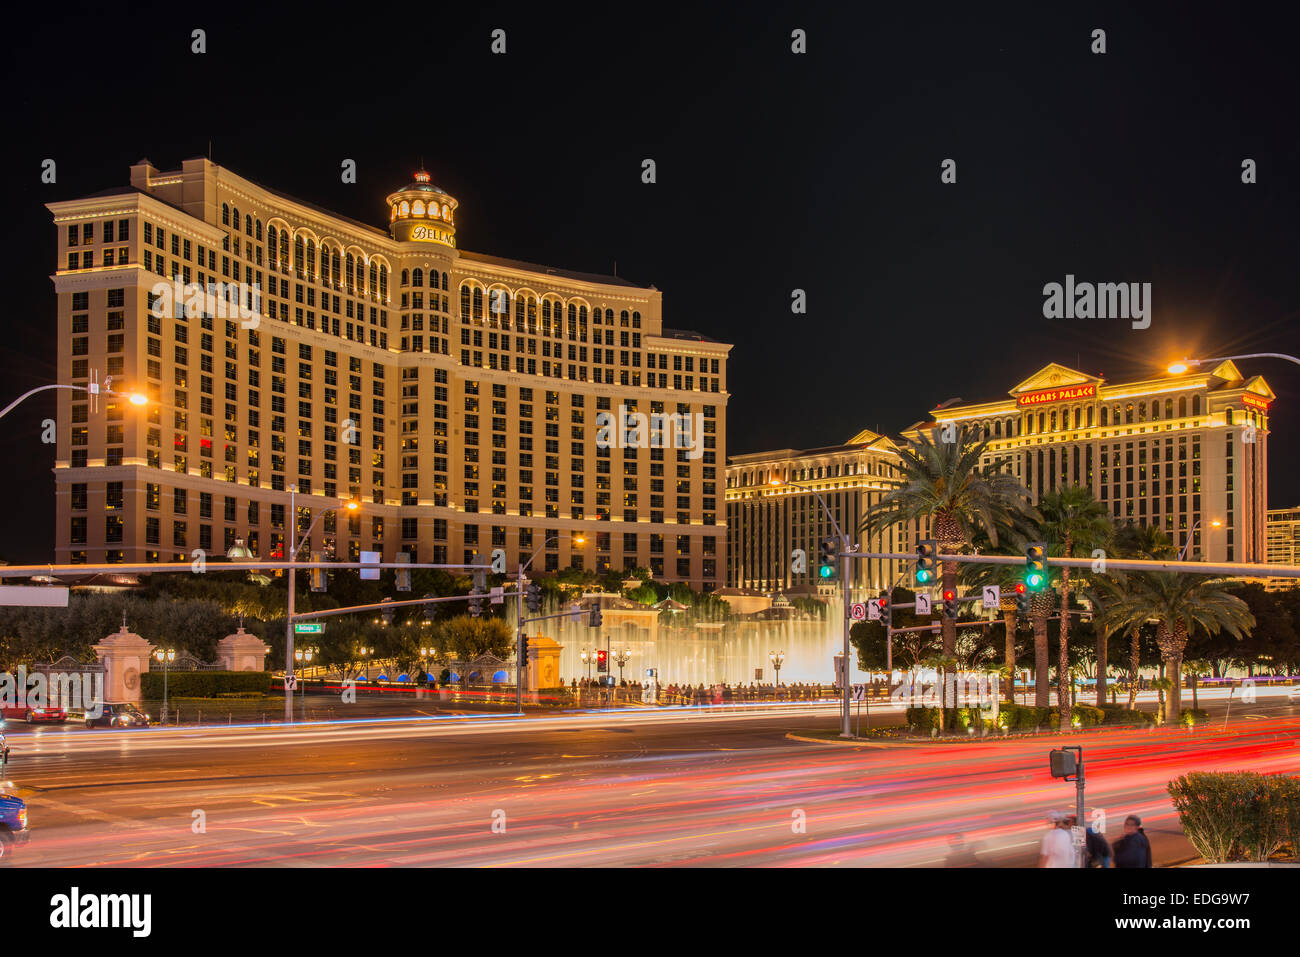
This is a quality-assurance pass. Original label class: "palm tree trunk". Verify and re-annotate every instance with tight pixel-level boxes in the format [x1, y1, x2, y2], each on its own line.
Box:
[1058, 563, 1072, 732]
[1096, 629, 1108, 707]
[1127, 629, 1139, 709]
[1034, 614, 1050, 708]
[940, 559, 957, 656]
[1002, 607, 1017, 701]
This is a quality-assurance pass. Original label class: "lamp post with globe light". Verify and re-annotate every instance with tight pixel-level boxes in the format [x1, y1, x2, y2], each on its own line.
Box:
[153, 648, 175, 725]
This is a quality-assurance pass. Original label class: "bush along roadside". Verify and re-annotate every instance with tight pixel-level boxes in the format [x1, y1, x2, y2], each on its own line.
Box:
[139, 670, 272, 699]
[904, 702, 1156, 734]
[1168, 771, 1300, 863]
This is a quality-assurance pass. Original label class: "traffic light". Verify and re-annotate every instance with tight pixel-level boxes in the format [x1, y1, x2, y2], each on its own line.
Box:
[942, 588, 958, 620]
[596, 649, 608, 673]
[468, 587, 484, 617]
[423, 595, 436, 622]
[1014, 581, 1031, 616]
[915, 539, 937, 585]
[519, 634, 530, 662]
[473, 563, 487, 592]
[525, 581, 542, 614]
[395, 552, 412, 592]
[818, 539, 838, 579]
[879, 594, 892, 629]
[309, 550, 326, 592]
[1024, 542, 1048, 591]
[380, 598, 395, 626]
[590, 605, 603, 627]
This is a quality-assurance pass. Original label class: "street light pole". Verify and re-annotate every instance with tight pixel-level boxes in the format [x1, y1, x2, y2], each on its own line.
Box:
[1177, 518, 1222, 562]
[514, 534, 583, 714]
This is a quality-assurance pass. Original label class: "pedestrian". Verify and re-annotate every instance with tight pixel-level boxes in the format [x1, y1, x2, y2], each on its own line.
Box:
[1038, 810, 1074, 868]
[1068, 814, 1112, 867]
[1112, 814, 1153, 868]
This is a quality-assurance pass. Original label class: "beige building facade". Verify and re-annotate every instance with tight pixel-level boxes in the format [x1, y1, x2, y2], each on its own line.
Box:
[48, 159, 731, 588]
[904, 362, 1272, 563]
[724, 429, 907, 599]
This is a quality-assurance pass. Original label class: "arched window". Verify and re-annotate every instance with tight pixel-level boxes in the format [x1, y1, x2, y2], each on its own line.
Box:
[369, 263, 379, 297]
[632, 311, 642, 327]
[429, 269, 439, 290]
[267, 226, 278, 267]
[331, 249, 340, 287]
[305, 242, 315, 280]
[1151, 401, 1160, 420]
[412, 268, 422, 287]
[1192, 395, 1202, 416]
[400, 201, 410, 216]
[346, 255, 355, 293]
[401, 269, 409, 287]
[294, 237, 305, 277]
[255, 219, 262, 241]
[379, 265, 388, 300]
[1178, 396, 1187, 418]
[1100, 407, 1109, 426]
[412, 200, 425, 216]
[441, 204, 449, 219]
[1165, 398, 1174, 419]
[472, 286, 483, 320]
[279, 230, 289, 268]
[221, 203, 230, 226]
[460, 285, 471, 320]
[245, 214, 253, 235]
[232, 207, 240, 230]
[620, 310, 629, 326]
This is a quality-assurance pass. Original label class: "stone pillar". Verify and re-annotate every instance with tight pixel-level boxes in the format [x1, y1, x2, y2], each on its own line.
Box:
[215, 626, 271, 671]
[91, 626, 156, 705]
[526, 635, 562, 694]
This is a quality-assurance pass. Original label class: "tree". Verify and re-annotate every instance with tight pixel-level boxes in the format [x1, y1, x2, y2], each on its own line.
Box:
[849, 587, 937, 671]
[1037, 487, 1112, 729]
[1096, 573, 1255, 721]
[860, 427, 1036, 657]
[437, 615, 513, 662]
[1108, 522, 1178, 706]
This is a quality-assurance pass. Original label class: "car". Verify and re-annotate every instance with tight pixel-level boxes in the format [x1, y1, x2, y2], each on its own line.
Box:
[0, 703, 67, 724]
[84, 703, 151, 729]
[0, 791, 30, 862]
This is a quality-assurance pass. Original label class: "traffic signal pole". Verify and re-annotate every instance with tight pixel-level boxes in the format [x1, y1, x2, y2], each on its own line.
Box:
[516, 562, 525, 715]
[841, 546, 852, 737]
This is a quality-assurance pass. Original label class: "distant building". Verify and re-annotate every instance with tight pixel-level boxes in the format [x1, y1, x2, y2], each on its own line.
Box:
[47, 158, 731, 588]
[903, 362, 1273, 563]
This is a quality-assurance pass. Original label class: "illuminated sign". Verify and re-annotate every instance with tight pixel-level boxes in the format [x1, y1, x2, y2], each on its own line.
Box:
[1016, 383, 1097, 406]
[410, 225, 451, 244]
[1242, 393, 1271, 411]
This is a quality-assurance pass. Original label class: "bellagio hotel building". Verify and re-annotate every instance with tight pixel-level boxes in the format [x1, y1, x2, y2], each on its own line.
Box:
[47, 158, 730, 587]
[903, 362, 1273, 563]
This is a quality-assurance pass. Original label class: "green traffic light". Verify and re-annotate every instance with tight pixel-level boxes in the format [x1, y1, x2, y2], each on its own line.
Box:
[1026, 572, 1045, 590]
[819, 565, 834, 579]
[915, 569, 933, 583]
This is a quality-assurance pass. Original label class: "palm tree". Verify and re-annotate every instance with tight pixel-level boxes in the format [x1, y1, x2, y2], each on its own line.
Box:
[1096, 573, 1255, 722]
[1037, 487, 1113, 731]
[1111, 522, 1178, 708]
[861, 427, 1036, 657]
[959, 533, 1034, 702]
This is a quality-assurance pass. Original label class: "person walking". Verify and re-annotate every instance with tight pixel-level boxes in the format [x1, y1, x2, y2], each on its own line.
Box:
[1112, 814, 1153, 868]
[1038, 810, 1074, 868]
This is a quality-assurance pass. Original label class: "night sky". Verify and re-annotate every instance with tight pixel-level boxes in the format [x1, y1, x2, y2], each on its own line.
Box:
[2, 2, 1297, 562]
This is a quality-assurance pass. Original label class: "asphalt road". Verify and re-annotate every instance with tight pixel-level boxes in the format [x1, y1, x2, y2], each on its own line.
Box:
[3, 692, 1297, 867]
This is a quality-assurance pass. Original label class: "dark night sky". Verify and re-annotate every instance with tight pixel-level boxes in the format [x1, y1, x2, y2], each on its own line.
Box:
[2, 2, 1297, 562]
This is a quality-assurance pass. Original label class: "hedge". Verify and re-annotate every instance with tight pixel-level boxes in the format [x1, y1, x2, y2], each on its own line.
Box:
[906, 702, 1155, 732]
[1168, 772, 1300, 862]
[140, 670, 272, 699]
[1179, 708, 1211, 727]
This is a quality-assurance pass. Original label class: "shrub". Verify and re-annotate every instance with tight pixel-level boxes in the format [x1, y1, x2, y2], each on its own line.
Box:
[1099, 704, 1157, 726]
[140, 670, 271, 699]
[1179, 708, 1211, 727]
[1168, 772, 1300, 862]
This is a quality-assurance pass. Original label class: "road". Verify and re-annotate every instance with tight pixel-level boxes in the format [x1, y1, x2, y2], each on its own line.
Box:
[2, 692, 1297, 867]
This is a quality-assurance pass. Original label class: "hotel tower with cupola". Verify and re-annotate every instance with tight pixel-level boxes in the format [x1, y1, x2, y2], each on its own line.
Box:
[902, 362, 1272, 563]
[47, 158, 731, 587]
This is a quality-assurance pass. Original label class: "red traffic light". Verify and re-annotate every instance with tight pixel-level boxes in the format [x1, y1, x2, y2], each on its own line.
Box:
[942, 589, 956, 602]
[1014, 582, 1027, 594]
[597, 650, 607, 664]
[878, 595, 889, 607]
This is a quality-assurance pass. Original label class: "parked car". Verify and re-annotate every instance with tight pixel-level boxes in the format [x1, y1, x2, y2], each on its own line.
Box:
[0, 791, 30, 862]
[0, 703, 67, 724]
[84, 703, 151, 729]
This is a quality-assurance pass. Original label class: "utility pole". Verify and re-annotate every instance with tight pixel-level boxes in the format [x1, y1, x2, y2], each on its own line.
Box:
[516, 561, 525, 714]
[284, 485, 297, 725]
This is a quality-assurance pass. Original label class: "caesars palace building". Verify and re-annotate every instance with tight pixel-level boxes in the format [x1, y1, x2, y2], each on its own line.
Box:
[47, 158, 731, 588]
[725, 361, 1273, 597]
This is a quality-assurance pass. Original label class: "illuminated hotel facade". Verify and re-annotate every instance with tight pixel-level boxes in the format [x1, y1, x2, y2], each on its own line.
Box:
[724, 430, 908, 598]
[47, 158, 731, 587]
[1267, 507, 1300, 567]
[903, 362, 1273, 563]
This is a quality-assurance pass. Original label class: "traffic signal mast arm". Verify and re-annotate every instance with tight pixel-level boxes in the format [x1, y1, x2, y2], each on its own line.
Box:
[832, 550, 1300, 579]
[290, 589, 519, 621]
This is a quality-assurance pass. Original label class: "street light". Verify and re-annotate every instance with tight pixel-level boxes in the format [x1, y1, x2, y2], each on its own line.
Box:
[580, 648, 592, 681]
[769, 476, 853, 736]
[283, 488, 360, 723]
[769, 650, 785, 686]
[1169, 352, 1300, 375]
[1178, 519, 1223, 561]
[614, 648, 631, 685]
[294, 646, 316, 714]
[153, 648, 175, 724]
[0, 378, 151, 422]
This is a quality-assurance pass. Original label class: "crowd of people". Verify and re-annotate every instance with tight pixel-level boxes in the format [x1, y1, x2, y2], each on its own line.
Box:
[567, 678, 840, 705]
[1039, 810, 1153, 868]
